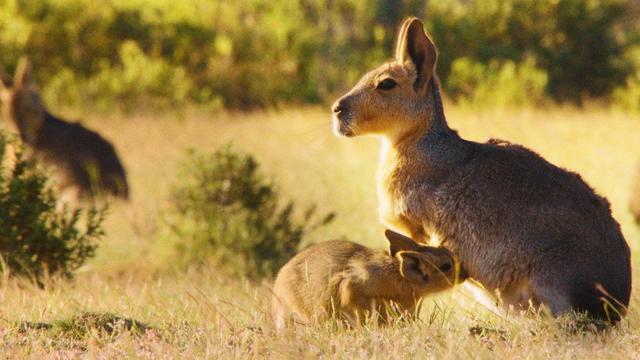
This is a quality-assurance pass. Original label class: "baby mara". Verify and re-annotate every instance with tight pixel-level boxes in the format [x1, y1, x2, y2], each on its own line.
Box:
[272, 230, 466, 327]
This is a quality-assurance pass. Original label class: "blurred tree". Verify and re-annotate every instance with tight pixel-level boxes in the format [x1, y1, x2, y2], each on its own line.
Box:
[0, 0, 637, 109]
[374, 0, 426, 52]
[426, 0, 633, 103]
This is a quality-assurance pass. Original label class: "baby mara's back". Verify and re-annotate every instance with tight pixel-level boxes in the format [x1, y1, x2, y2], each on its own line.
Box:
[273, 241, 372, 326]
[272, 234, 461, 328]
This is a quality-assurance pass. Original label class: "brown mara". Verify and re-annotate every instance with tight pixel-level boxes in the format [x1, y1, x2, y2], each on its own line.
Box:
[331, 17, 632, 323]
[272, 230, 466, 327]
[0, 58, 129, 200]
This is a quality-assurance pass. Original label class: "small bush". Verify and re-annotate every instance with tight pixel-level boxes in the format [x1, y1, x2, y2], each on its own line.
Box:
[168, 146, 334, 278]
[0, 132, 104, 283]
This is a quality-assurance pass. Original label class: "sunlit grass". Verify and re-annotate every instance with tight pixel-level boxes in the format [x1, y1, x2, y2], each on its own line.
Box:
[0, 106, 638, 357]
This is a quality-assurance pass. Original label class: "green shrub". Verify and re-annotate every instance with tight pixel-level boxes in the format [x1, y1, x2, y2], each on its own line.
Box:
[426, 0, 633, 102]
[0, 132, 104, 283]
[613, 73, 640, 112]
[613, 46, 640, 112]
[167, 146, 334, 278]
[89, 41, 193, 112]
[447, 57, 548, 108]
[42, 41, 193, 112]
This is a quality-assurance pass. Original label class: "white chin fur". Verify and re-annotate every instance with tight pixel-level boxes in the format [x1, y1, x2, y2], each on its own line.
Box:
[332, 117, 355, 137]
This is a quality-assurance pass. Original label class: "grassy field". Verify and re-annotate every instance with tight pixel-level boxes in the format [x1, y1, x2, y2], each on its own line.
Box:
[1, 106, 639, 358]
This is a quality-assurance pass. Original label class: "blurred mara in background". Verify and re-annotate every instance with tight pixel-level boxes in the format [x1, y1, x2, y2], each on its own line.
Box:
[0, 59, 129, 201]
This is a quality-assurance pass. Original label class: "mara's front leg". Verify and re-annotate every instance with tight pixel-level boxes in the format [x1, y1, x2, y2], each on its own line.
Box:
[336, 278, 377, 326]
[379, 207, 429, 244]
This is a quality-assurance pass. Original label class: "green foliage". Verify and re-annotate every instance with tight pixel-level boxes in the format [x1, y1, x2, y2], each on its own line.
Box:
[613, 46, 640, 112]
[168, 146, 334, 278]
[447, 57, 548, 108]
[0, 0, 638, 109]
[0, 132, 104, 283]
[427, 0, 634, 102]
[44, 41, 193, 112]
[613, 73, 640, 112]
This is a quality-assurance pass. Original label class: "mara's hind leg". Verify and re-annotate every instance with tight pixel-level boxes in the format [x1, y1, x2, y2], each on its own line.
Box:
[567, 281, 629, 324]
[271, 296, 294, 330]
[272, 300, 313, 329]
[528, 278, 573, 317]
[528, 266, 584, 318]
[530, 269, 629, 324]
[529, 274, 619, 324]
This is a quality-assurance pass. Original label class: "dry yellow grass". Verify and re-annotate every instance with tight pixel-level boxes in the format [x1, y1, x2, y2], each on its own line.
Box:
[1, 106, 639, 358]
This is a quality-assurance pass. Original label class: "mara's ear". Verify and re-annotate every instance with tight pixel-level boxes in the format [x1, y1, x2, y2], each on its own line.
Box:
[395, 18, 413, 62]
[397, 251, 427, 284]
[14, 57, 32, 88]
[395, 17, 437, 92]
[385, 229, 420, 256]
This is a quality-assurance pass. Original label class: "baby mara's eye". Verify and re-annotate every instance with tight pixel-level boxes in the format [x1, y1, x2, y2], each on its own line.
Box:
[376, 78, 397, 90]
[439, 262, 452, 272]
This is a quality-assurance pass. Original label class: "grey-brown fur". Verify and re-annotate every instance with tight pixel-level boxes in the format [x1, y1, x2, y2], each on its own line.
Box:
[0, 59, 129, 200]
[332, 17, 631, 323]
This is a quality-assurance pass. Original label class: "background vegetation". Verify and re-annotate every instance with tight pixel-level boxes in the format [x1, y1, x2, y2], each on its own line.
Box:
[0, 132, 104, 284]
[0, 0, 639, 110]
[165, 146, 333, 278]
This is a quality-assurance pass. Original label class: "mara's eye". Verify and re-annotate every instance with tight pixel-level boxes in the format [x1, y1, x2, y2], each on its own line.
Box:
[376, 78, 397, 90]
[439, 263, 452, 272]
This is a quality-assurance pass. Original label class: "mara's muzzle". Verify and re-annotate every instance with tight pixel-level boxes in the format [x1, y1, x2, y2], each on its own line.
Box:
[331, 98, 355, 137]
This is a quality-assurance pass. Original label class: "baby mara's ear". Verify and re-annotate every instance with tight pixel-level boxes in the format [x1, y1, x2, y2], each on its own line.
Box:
[397, 251, 430, 284]
[398, 250, 467, 285]
[385, 229, 421, 256]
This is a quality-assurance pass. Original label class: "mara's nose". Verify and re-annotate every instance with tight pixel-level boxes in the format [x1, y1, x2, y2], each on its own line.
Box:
[332, 100, 344, 114]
